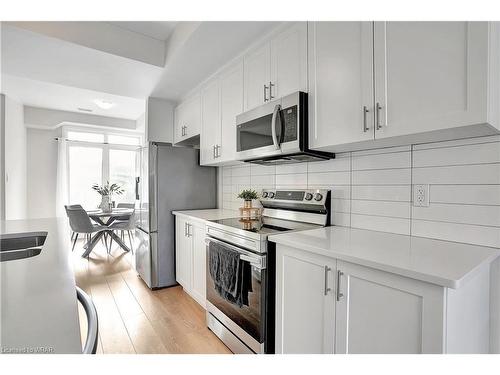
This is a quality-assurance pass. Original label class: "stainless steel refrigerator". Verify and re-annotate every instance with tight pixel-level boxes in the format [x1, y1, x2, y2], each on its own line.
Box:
[135, 142, 217, 289]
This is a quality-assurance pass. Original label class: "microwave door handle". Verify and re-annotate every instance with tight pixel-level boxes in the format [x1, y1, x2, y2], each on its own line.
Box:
[271, 104, 282, 150]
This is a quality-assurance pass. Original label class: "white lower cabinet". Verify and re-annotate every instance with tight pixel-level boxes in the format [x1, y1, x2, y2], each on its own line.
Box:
[276, 244, 491, 354]
[275, 246, 336, 354]
[175, 216, 206, 307]
[335, 260, 445, 354]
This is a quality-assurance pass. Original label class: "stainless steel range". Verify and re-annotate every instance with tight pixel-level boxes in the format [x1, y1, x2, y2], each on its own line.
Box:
[205, 189, 331, 354]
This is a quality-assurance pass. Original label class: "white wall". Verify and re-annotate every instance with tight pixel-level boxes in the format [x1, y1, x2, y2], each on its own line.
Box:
[0, 94, 5, 219]
[26, 127, 60, 219]
[3, 95, 27, 220]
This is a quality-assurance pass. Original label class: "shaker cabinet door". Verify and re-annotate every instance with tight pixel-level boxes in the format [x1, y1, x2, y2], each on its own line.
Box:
[335, 260, 445, 354]
[270, 22, 308, 99]
[275, 245, 336, 354]
[373, 22, 488, 139]
[200, 79, 221, 165]
[308, 21, 375, 151]
[175, 217, 192, 291]
[191, 223, 207, 307]
[244, 43, 271, 111]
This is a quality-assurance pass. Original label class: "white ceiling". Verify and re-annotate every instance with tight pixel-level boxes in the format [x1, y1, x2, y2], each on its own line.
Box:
[109, 21, 177, 41]
[2, 75, 146, 120]
[1, 21, 282, 119]
[152, 21, 281, 100]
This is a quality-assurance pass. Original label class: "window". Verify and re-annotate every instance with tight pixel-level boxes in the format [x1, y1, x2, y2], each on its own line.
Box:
[65, 128, 141, 209]
[68, 146, 103, 209]
[109, 149, 138, 204]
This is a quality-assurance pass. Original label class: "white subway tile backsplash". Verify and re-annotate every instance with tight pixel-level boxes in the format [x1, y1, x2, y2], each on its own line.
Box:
[352, 200, 411, 219]
[351, 214, 410, 235]
[308, 156, 351, 173]
[352, 150, 411, 170]
[275, 163, 308, 175]
[308, 171, 350, 186]
[352, 169, 411, 185]
[413, 142, 500, 167]
[429, 185, 500, 205]
[332, 212, 351, 227]
[218, 138, 500, 248]
[412, 219, 500, 248]
[413, 164, 500, 185]
[250, 164, 276, 176]
[275, 173, 307, 186]
[332, 198, 351, 214]
[352, 185, 411, 202]
[412, 203, 500, 227]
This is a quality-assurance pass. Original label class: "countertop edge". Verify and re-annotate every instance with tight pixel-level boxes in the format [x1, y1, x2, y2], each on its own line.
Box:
[269, 230, 500, 289]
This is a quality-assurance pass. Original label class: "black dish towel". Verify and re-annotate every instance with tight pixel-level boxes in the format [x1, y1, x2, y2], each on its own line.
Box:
[208, 241, 253, 307]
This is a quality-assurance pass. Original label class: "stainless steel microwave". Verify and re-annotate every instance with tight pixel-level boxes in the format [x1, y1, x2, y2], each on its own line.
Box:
[235, 91, 334, 165]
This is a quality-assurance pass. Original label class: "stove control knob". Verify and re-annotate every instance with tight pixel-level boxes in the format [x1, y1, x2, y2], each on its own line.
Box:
[262, 192, 268, 198]
[304, 193, 313, 201]
[268, 192, 275, 199]
[314, 193, 323, 201]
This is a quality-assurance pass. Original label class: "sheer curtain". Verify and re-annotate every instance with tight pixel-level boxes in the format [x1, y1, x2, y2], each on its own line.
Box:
[55, 138, 68, 217]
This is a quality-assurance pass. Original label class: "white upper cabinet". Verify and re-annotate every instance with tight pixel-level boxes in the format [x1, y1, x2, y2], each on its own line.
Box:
[373, 22, 490, 139]
[309, 21, 500, 152]
[218, 60, 244, 163]
[334, 260, 445, 354]
[270, 22, 308, 99]
[308, 22, 375, 150]
[244, 22, 308, 111]
[244, 43, 271, 111]
[174, 94, 201, 145]
[200, 79, 221, 165]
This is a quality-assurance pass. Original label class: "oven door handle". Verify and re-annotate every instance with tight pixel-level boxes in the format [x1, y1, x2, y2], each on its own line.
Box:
[206, 237, 266, 270]
[271, 104, 282, 151]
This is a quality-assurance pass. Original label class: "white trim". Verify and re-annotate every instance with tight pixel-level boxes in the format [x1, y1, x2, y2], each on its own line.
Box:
[26, 120, 142, 134]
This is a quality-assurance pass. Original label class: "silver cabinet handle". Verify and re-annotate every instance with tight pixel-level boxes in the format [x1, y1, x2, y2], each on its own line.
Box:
[376, 102, 382, 130]
[216, 145, 221, 158]
[336, 270, 344, 301]
[263, 84, 269, 102]
[184, 222, 188, 237]
[363, 106, 370, 133]
[269, 81, 275, 100]
[212, 145, 216, 159]
[324, 266, 332, 296]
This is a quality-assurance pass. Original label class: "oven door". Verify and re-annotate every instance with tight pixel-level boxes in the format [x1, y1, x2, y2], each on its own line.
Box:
[205, 236, 267, 352]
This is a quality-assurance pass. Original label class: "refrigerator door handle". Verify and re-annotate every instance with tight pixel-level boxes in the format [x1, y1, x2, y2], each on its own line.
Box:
[135, 177, 140, 200]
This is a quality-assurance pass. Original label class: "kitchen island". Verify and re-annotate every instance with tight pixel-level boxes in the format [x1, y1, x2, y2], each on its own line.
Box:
[0, 218, 82, 354]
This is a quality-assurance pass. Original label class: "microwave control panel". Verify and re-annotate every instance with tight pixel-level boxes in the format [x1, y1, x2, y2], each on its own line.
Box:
[282, 105, 298, 142]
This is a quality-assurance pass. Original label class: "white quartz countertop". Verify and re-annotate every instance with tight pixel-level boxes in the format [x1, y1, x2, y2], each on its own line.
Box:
[269, 226, 500, 289]
[1, 218, 82, 354]
[172, 209, 237, 223]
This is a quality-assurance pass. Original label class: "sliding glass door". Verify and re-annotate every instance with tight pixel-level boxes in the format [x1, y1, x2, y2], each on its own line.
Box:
[68, 146, 103, 209]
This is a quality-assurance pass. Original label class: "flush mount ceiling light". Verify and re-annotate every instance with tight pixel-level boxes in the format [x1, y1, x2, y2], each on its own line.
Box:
[93, 99, 115, 110]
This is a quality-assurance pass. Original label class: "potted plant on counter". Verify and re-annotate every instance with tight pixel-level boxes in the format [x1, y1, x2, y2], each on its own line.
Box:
[237, 189, 259, 209]
[92, 181, 124, 213]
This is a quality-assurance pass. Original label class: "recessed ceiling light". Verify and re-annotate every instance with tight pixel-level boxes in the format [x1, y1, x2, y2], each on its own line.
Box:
[93, 99, 115, 110]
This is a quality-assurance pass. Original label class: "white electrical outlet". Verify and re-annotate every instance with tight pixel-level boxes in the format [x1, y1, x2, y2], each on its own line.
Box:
[413, 184, 430, 207]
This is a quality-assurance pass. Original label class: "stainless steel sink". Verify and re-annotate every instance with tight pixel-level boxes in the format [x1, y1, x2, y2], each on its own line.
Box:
[0, 232, 47, 262]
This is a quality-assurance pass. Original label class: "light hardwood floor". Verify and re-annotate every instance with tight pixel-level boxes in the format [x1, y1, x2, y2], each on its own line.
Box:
[73, 237, 231, 354]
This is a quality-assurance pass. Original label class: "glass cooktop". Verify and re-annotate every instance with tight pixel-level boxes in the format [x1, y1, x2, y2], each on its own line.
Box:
[209, 216, 319, 235]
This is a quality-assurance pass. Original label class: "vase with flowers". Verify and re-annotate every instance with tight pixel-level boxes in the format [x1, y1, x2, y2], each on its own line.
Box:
[92, 181, 124, 213]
